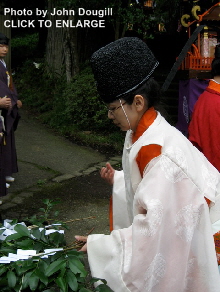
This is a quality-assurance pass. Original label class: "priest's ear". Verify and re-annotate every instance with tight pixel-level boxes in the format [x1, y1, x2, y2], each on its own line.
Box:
[133, 95, 147, 111]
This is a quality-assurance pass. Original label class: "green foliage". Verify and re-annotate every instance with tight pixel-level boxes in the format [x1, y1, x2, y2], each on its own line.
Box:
[11, 34, 39, 67]
[153, 0, 180, 32]
[15, 60, 60, 112]
[11, 34, 39, 52]
[55, 0, 180, 39]
[16, 62, 112, 132]
[15, 61, 124, 153]
[27, 198, 61, 227]
[61, 67, 114, 132]
[0, 200, 113, 292]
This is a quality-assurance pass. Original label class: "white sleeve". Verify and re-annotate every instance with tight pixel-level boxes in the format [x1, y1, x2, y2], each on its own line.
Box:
[87, 231, 130, 292]
[87, 157, 220, 292]
[112, 170, 130, 229]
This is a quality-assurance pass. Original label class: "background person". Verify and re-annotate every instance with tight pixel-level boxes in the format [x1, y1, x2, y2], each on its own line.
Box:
[75, 37, 220, 292]
[0, 95, 10, 199]
[0, 32, 22, 193]
[188, 44, 220, 171]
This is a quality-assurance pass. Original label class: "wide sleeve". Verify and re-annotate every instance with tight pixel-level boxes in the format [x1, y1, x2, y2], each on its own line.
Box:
[87, 155, 220, 292]
[112, 170, 131, 230]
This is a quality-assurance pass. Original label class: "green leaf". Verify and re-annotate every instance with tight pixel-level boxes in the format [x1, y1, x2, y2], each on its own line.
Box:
[22, 271, 33, 289]
[0, 265, 8, 276]
[31, 228, 42, 240]
[16, 238, 34, 248]
[7, 270, 17, 288]
[59, 262, 66, 278]
[67, 250, 83, 258]
[68, 256, 87, 277]
[0, 229, 5, 235]
[33, 241, 45, 252]
[0, 275, 8, 287]
[5, 232, 24, 241]
[67, 270, 78, 291]
[95, 284, 114, 292]
[49, 232, 65, 246]
[45, 259, 66, 277]
[42, 199, 50, 205]
[38, 259, 49, 274]
[14, 224, 31, 237]
[50, 251, 64, 262]
[79, 288, 93, 292]
[91, 277, 106, 284]
[18, 259, 36, 274]
[13, 283, 22, 292]
[29, 272, 39, 291]
[55, 275, 67, 292]
[35, 269, 48, 286]
[0, 246, 16, 254]
[40, 229, 49, 243]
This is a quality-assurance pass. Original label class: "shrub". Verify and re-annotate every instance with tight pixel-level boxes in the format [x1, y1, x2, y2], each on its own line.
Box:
[15, 61, 124, 153]
[0, 199, 113, 292]
[11, 33, 39, 68]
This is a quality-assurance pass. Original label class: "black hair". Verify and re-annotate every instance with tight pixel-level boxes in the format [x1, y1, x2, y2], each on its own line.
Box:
[211, 59, 220, 78]
[0, 33, 9, 45]
[120, 77, 161, 109]
[211, 45, 220, 78]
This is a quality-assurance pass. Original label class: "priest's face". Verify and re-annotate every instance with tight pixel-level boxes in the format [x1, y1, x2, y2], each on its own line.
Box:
[0, 44, 9, 59]
[107, 96, 146, 132]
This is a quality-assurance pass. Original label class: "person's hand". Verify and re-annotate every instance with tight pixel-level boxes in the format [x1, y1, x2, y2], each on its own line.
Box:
[0, 96, 12, 110]
[17, 100, 22, 108]
[100, 162, 115, 185]
[75, 235, 88, 252]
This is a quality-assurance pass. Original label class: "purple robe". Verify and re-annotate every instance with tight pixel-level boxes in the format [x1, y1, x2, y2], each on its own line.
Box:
[176, 79, 209, 136]
[0, 118, 6, 196]
[0, 60, 19, 194]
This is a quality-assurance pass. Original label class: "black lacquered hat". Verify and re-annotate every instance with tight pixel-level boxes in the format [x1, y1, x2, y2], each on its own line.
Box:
[0, 33, 9, 45]
[91, 37, 159, 103]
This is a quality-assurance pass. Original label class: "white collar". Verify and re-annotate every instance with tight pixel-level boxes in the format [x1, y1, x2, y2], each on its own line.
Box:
[0, 59, 6, 67]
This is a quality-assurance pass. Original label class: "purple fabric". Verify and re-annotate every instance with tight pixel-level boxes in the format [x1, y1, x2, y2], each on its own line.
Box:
[3, 130, 18, 176]
[0, 119, 6, 196]
[0, 62, 18, 134]
[0, 61, 19, 189]
[176, 79, 209, 136]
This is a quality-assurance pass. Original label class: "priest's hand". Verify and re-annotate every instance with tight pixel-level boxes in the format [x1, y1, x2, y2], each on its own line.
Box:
[100, 162, 115, 185]
[0, 96, 12, 109]
[75, 236, 88, 252]
[17, 100, 22, 108]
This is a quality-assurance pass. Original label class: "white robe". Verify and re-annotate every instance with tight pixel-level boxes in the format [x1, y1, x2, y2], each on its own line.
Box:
[87, 113, 220, 292]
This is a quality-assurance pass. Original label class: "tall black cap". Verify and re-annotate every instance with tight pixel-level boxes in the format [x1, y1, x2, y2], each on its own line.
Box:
[90, 37, 159, 103]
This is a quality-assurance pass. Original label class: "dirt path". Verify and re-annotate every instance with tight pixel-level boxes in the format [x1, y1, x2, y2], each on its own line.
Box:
[0, 107, 121, 242]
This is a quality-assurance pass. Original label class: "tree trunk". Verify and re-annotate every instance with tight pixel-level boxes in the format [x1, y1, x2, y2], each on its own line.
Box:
[45, 0, 64, 77]
[45, 0, 79, 81]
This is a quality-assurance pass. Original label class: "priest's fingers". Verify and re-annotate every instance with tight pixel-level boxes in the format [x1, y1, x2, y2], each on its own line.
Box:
[100, 162, 115, 185]
[75, 236, 88, 252]
[75, 235, 87, 242]
[78, 243, 87, 252]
